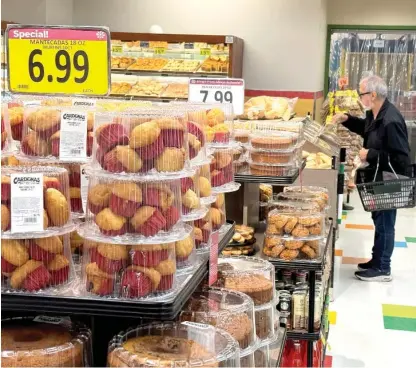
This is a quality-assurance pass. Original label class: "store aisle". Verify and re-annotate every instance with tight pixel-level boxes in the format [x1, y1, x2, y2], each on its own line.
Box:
[328, 192, 416, 368]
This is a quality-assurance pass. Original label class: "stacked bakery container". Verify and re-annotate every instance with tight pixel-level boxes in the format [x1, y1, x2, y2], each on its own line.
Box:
[213, 256, 281, 367]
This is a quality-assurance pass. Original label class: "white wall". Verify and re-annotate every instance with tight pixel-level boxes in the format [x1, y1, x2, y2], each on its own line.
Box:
[1, 0, 47, 24]
[73, 0, 328, 92]
[46, 0, 73, 25]
[328, 0, 416, 25]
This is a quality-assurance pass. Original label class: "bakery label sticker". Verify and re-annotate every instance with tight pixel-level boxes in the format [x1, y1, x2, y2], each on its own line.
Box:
[72, 98, 96, 108]
[209, 230, 220, 286]
[59, 111, 88, 161]
[10, 173, 44, 233]
[188, 78, 245, 115]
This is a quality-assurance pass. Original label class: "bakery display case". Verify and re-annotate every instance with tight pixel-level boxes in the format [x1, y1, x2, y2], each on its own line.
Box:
[109, 33, 243, 100]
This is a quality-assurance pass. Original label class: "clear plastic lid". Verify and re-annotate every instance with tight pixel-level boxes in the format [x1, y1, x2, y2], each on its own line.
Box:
[19, 106, 93, 163]
[251, 120, 304, 137]
[216, 256, 275, 306]
[266, 210, 325, 240]
[180, 287, 256, 351]
[107, 322, 240, 367]
[82, 237, 179, 298]
[249, 131, 301, 150]
[209, 194, 227, 231]
[267, 199, 322, 215]
[1, 233, 75, 293]
[1, 104, 16, 156]
[1, 166, 73, 238]
[283, 186, 330, 205]
[7, 104, 24, 141]
[254, 301, 279, 342]
[1, 316, 92, 368]
[175, 232, 197, 273]
[248, 162, 298, 177]
[263, 234, 322, 261]
[249, 147, 301, 165]
[187, 210, 213, 253]
[210, 148, 240, 193]
[83, 175, 190, 243]
[275, 191, 328, 212]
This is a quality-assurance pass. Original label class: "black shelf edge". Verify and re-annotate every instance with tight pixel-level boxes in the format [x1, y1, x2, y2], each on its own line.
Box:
[1, 221, 235, 320]
[265, 219, 333, 271]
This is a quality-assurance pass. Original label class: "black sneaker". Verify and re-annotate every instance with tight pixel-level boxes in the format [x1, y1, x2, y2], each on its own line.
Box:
[355, 268, 392, 282]
[357, 260, 373, 271]
[342, 203, 354, 211]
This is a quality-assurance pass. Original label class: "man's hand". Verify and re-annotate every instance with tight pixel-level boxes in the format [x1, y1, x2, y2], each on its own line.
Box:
[332, 113, 348, 124]
[359, 148, 369, 162]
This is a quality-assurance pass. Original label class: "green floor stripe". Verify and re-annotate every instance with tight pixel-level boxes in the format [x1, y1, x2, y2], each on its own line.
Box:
[342, 211, 348, 216]
[405, 237, 416, 243]
[382, 304, 416, 319]
[383, 316, 416, 332]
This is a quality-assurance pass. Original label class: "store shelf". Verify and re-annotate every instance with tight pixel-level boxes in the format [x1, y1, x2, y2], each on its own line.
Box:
[111, 69, 227, 78]
[262, 219, 333, 271]
[1, 221, 235, 320]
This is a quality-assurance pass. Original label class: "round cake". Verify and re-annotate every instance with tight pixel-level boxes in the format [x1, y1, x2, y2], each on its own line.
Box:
[1, 319, 85, 367]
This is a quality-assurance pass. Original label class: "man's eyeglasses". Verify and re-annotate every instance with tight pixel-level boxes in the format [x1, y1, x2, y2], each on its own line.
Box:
[358, 91, 371, 97]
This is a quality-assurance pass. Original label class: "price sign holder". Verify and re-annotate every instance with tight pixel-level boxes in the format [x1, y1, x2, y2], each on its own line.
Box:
[6, 24, 111, 96]
[188, 78, 245, 115]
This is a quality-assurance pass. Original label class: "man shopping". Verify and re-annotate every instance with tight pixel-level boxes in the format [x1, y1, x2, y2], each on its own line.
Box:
[333, 75, 410, 282]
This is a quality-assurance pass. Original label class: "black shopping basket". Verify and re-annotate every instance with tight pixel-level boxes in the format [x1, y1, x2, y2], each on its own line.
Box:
[356, 158, 416, 212]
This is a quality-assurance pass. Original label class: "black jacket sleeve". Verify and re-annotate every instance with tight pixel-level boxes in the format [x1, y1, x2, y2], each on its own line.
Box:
[342, 114, 366, 137]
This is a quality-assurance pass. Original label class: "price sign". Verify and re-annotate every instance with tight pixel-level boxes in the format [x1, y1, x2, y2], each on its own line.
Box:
[188, 78, 245, 115]
[6, 25, 110, 96]
[200, 48, 211, 56]
[111, 44, 123, 53]
[154, 47, 166, 55]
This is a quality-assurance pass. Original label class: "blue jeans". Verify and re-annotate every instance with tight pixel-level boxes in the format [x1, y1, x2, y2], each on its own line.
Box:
[371, 210, 397, 272]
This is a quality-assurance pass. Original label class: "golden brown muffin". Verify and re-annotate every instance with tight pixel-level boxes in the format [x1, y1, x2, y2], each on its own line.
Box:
[95, 208, 127, 234]
[25, 108, 60, 133]
[10, 260, 45, 289]
[1, 204, 10, 231]
[155, 148, 185, 172]
[129, 121, 161, 148]
[45, 188, 70, 226]
[214, 193, 225, 209]
[112, 183, 143, 203]
[175, 236, 194, 259]
[198, 176, 211, 197]
[88, 184, 112, 214]
[182, 189, 200, 210]
[1, 240, 29, 269]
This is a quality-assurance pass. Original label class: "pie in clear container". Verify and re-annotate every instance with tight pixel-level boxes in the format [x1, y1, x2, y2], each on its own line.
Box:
[283, 185, 330, 207]
[1, 316, 92, 367]
[107, 321, 240, 367]
[249, 131, 301, 150]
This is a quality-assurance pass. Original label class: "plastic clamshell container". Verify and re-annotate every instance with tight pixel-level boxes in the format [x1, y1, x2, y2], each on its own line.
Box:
[1, 104, 15, 156]
[263, 234, 322, 261]
[91, 111, 191, 177]
[179, 287, 256, 351]
[216, 256, 275, 306]
[107, 321, 240, 367]
[275, 192, 328, 212]
[266, 210, 325, 240]
[180, 176, 208, 221]
[267, 199, 322, 215]
[240, 350, 255, 368]
[1, 316, 92, 368]
[283, 185, 330, 206]
[254, 299, 279, 342]
[187, 214, 212, 253]
[19, 106, 94, 162]
[175, 232, 197, 273]
[248, 147, 301, 165]
[254, 331, 283, 368]
[83, 174, 192, 243]
[248, 162, 299, 177]
[70, 230, 84, 256]
[1, 166, 74, 238]
[82, 237, 178, 298]
[7, 104, 24, 141]
[249, 131, 301, 150]
[251, 120, 304, 136]
[210, 194, 227, 231]
[195, 163, 216, 206]
[1, 232, 75, 293]
[210, 148, 240, 193]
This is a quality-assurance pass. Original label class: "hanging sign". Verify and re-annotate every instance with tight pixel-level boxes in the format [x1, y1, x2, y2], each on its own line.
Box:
[6, 25, 111, 96]
[188, 78, 245, 115]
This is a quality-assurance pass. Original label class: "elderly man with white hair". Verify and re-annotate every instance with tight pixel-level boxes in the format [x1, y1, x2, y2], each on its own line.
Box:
[333, 75, 410, 282]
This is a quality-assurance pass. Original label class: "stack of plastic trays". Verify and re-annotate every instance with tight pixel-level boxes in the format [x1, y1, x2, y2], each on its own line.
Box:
[216, 256, 280, 346]
[1, 316, 92, 367]
[1, 166, 77, 295]
[107, 322, 240, 367]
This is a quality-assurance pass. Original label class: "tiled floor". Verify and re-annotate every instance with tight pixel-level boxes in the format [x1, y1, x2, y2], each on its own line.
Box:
[328, 192, 416, 367]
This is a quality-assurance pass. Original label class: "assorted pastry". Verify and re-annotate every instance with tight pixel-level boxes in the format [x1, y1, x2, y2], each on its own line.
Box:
[239, 96, 295, 121]
[263, 235, 321, 261]
[161, 83, 188, 98]
[199, 56, 229, 73]
[229, 224, 255, 245]
[127, 58, 168, 71]
[162, 59, 200, 72]
[128, 79, 167, 97]
[111, 56, 134, 69]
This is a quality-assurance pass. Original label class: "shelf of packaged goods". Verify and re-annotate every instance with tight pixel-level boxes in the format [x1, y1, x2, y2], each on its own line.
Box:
[1, 221, 235, 320]
[111, 69, 228, 78]
[263, 219, 333, 271]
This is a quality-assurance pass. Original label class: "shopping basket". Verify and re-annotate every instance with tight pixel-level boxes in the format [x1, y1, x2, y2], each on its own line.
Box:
[356, 157, 416, 212]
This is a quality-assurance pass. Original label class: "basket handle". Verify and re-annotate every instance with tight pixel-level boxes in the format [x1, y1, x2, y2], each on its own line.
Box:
[372, 154, 398, 182]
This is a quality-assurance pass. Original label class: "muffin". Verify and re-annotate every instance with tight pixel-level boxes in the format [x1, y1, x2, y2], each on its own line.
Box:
[109, 183, 143, 217]
[120, 266, 156, 298]
[28, 236, 64, 264]
[96, 123, 129, 152]
[104, 146, 143, 173]
[155, 148, 185, 172]
[130, 244, 169, 268]
[21, 131, 49, 156]
[10, 260, 51, 291]
[95, 208, 128, 236]
[157, 118, 186, 148]
[142, 184, 174, 211]
[130, 206, 166, 236]
[45, 188, 70, 227]
[1, 204, 10, 231]
[88, 184, 112, 214]
[89, 243, 128, 273]
[175, 236, 194, 263]
[25, 108, 61, 137]
[129, 120, 164, 160]
[85, 262, 114, 296]
[47, 254, 70, 285]
[155, 259, 176, 291]
[1, 239, 29, 275]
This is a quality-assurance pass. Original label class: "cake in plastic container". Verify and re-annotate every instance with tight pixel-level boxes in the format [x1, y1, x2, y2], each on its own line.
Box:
[276, 191, 328, 212]
[179, 287, 256, 351]
[248, 146, 301, 165]
[266, 210, 325, 240]
[283, 185, 330, 207]
[1, 316, 92, 367]
[91, 111, 191, 176]
[19, 106, 94, 162]
[83, 174, 191, 243]
[1, 166, 73, 237]
[249, 131, 301, 150]
[267, 198, 322, 217]
[216, 256, 275, 306]
[180, 175, 208, 221]
[263, 234, 323, 261]
[1, 233, 75, 293]
[81, 234, 185, 298]
[107, 322, 240, 367]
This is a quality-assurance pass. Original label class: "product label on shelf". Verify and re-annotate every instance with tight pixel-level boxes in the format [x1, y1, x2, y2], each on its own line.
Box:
[59, 111, 88, 161]
[154, 47, 166, 55]
[373, 39, 385, 48]
[189, 78, 245, 115]
[6, 25, 110, 96]
[111, 44, 123, 53]
[10, 173, 44, 233]
[81, 165, 89, 214]
[72, 98, 96, 108]
[140, 41, 149, 48]
[200, 48, 211, 56]
[208, 230, 219, 286]
[225, 36, 234, 44]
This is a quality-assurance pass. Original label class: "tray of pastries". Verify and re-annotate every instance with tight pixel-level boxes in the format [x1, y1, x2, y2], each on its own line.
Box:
[161, 83, 188, 98]
[110, 82, 133, 95]
[222, 244, 255, 256]
[127, 58, 168, 71]
[228, 225, 256, 246]
[111, 57, 135, 70]
[162, 59, 200, 72]
[198, 56, 229, 73]
[127, 79, 167, 97]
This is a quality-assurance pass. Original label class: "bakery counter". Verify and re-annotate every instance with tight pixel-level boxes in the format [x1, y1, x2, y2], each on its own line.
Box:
[1, 221, 235, 320]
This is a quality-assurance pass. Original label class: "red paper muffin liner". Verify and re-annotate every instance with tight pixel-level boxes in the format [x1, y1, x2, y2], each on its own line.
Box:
[97, 123, 129, 151]
[96, 146, 107, 167]
[1, 257, 17, 273]
[36, 124, 60, 139]
[103, 149, 126, 173]
[90, 247, 126, 273]
[49, 265, 69, 285]
[180, 178, 194, 194]
[50, 136, 60, 157]
[161, 129, 184, 148]
[68, 171, 81, 188]
[99, 223, 128, 236]
[142, 188, 163, 208]
[109, 193, 141, 217]
[131, 248, 168, 268]
[87, 278, 114, 296]
[187, 121, 205, 145]
[211, 170, 226, 187]
[43, 178, 62, 191]
[135, 134, 164, 160]
[28, 241, 56, 264]
[135, 210, 166, 237]
[22, 265, 51, 291]
[70, 198, 83, 213]
[157, 274, 174, 291]
[1, 182, 11, 203]
[121, 270, 153, 298]
[214, 131, 230, 143]
[139, 159, 156, 173]
[11, 123, 23, 141]
[163, 206, 180, 230]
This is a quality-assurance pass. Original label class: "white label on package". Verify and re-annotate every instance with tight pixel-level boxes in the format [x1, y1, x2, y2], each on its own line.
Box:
[23, 100, 41, 106]
[81, 165, 89, 214]
[59, 111, 88, 161]
[188, 78, 245, 115]
[11, 173, 44, 233]
[72, 98, 96, 108]
[33, 316, 68, 325]
[373, 39, 385, 48]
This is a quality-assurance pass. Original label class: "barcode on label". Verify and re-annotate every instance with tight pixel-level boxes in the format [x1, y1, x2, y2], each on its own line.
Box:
[71, 149, 81, 155]
[24, 217, 38, 223]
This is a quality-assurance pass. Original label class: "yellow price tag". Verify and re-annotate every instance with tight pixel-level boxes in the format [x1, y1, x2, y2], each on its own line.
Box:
[200, 48, 211, 56]
[111, 45, 123, 53]
[6, 25, 110, 96]
[154, 47, 166, 55]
